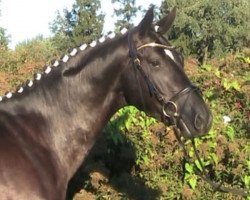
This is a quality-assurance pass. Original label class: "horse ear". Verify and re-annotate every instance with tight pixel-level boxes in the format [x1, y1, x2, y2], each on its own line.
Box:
[138, 6, 154, 36]
[156, 7, 176, 34]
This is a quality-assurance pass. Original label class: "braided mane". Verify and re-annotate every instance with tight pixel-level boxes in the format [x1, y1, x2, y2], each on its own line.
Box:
[0, 28, 128, 103]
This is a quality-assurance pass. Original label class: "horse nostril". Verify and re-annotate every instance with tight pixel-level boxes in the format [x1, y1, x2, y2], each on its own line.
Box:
[194, 114, 205, 131]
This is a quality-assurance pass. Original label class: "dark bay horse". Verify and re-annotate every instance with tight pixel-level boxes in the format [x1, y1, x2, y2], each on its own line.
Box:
[0, 7, 212, 199]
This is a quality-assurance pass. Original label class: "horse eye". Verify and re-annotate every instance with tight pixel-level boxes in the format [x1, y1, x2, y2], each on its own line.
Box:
[150, 60, 160, 68]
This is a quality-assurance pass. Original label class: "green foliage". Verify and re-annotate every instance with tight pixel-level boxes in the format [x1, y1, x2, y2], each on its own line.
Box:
[112, 0, 141, 30]
[50, 0, 104, 51]
[0, 49, 17, 73]
[0, 36, 58, 73]
[184, 52, 249, 197]
[225, 125, 235, 141]
[83, 52, 249, 199]
[105, 106, 156, 153]
[0, 27, 10, 50]
[237, 54, 250, 65]
[107, 106, 158, 168]
[160, 0, 250, 63]
[222, 79, 241, 91]
[0, 0, 10, 50]
[185, 163, 197, 190]
[15, 35, 59, 64]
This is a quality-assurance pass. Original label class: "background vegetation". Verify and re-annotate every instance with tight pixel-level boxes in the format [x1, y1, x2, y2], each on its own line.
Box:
[0, 0, 249, 199]
[50, 0, 104, 51]
[161, 0, 249, 64]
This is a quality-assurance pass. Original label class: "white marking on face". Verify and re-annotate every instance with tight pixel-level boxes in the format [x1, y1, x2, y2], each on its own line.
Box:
[53, 60, 60, 67]
[45, 66, 52, 74]
[17, 87, 24, 93]
[99, 37, 105, 43]
[164, 49, 175, 62]
[90, 41, 97, 47]
[0, 96, 2, 101]
[108, 32, 116, 39]
[27, 80, 33, 87]
[6, 92, 12, 99]
[121, 28, 128, 34]
[154, 25, 160, 32]
[80, 44, 87, 51]
[70, 48, 78, 56]
[62, 55, 69, 63]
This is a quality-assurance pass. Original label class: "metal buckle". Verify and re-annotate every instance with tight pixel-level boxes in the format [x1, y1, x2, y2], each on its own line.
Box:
[134, 58, 141, 66]
[162, 101, 178, 118]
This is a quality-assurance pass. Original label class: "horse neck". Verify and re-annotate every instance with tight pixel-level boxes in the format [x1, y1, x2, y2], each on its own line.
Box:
[50, 41, 130, 178]
[0, 36, 129, 180]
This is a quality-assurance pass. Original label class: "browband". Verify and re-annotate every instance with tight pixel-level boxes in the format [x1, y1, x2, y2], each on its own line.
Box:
[137, 42, 175, 50]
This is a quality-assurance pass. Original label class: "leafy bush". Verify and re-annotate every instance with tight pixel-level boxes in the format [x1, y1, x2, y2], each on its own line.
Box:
[161, 0, 250, 64]
[183, 53, 249, 198]
[0, 36, 59, 92]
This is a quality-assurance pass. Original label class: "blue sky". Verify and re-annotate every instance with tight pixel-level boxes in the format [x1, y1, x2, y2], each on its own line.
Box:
[0, 0, 162, 49]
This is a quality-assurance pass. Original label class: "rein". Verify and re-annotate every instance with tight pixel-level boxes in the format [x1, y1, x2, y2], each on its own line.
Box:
[127, 31, 249, 197]
[173, 126, 249, 197]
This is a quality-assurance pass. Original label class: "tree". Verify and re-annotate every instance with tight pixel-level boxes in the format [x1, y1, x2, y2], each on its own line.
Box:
[112, 0, 142, 30]
[50, 0, 104, 51]
[0, 27, 9, 50]
[0, 1, 10, 50]
[15, 35, 59, 64]
[160, 0, 250, 64]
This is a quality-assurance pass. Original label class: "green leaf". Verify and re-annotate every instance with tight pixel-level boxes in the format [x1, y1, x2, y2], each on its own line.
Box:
[231, 80, 241, 91]
[142, 155, 149, 165]
[222, 78, 230, 90]
[188, 149, 194, 158]
[189, 176, 197, 190]
[210, 153, 219, 165]
[125, 120, 131, 130]
[244, 176, 250, 188]
[222, 79, 241, 91]
[247, 161, 250, 170]
[208, 140, 216, 148]
[226, 125, 235, 141]
[201, 64, 212, 72]
[195, 160, 203, 172]
[185, 163, 193, 173]
[214, 68, 221, 78]
[245, 57, 250, 64]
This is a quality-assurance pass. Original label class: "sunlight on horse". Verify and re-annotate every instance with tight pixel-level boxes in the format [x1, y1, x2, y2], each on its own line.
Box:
[0, 7, 212, 199]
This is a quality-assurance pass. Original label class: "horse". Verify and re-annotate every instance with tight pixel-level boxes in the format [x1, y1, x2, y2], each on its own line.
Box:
[0, 7, 212, 199]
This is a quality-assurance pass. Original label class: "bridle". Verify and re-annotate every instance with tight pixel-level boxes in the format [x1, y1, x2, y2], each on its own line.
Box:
[127, 29, 249, 197]
[133, 46, 197, 128]
[128, 32, 198, 131]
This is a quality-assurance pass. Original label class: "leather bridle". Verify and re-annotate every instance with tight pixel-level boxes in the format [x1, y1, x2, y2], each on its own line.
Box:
[128, 34, 198, 137]
[128, 34, 198, 130]
[133, 48, 198, 126]
[127, 30, 249, 197]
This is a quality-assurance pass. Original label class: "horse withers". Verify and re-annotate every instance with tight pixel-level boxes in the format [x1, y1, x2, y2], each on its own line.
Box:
[0, 7, 212, 199]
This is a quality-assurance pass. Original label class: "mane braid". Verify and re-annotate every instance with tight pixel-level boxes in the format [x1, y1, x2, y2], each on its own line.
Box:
[0, 27, 128, 103]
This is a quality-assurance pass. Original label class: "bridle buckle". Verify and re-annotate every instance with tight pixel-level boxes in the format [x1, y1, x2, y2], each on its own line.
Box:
[133, 58, 141, 66]
[162, 101, 178, 118]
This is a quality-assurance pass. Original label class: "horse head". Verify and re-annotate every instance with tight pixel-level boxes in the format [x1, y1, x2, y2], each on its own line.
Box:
[122, 7, 212, 138]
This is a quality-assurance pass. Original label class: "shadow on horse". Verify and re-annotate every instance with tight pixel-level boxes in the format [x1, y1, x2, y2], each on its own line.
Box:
[0, 6, 212, 199]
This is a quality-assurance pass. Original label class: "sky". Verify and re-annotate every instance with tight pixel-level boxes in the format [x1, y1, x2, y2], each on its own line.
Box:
[0, 0, 162, 49]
